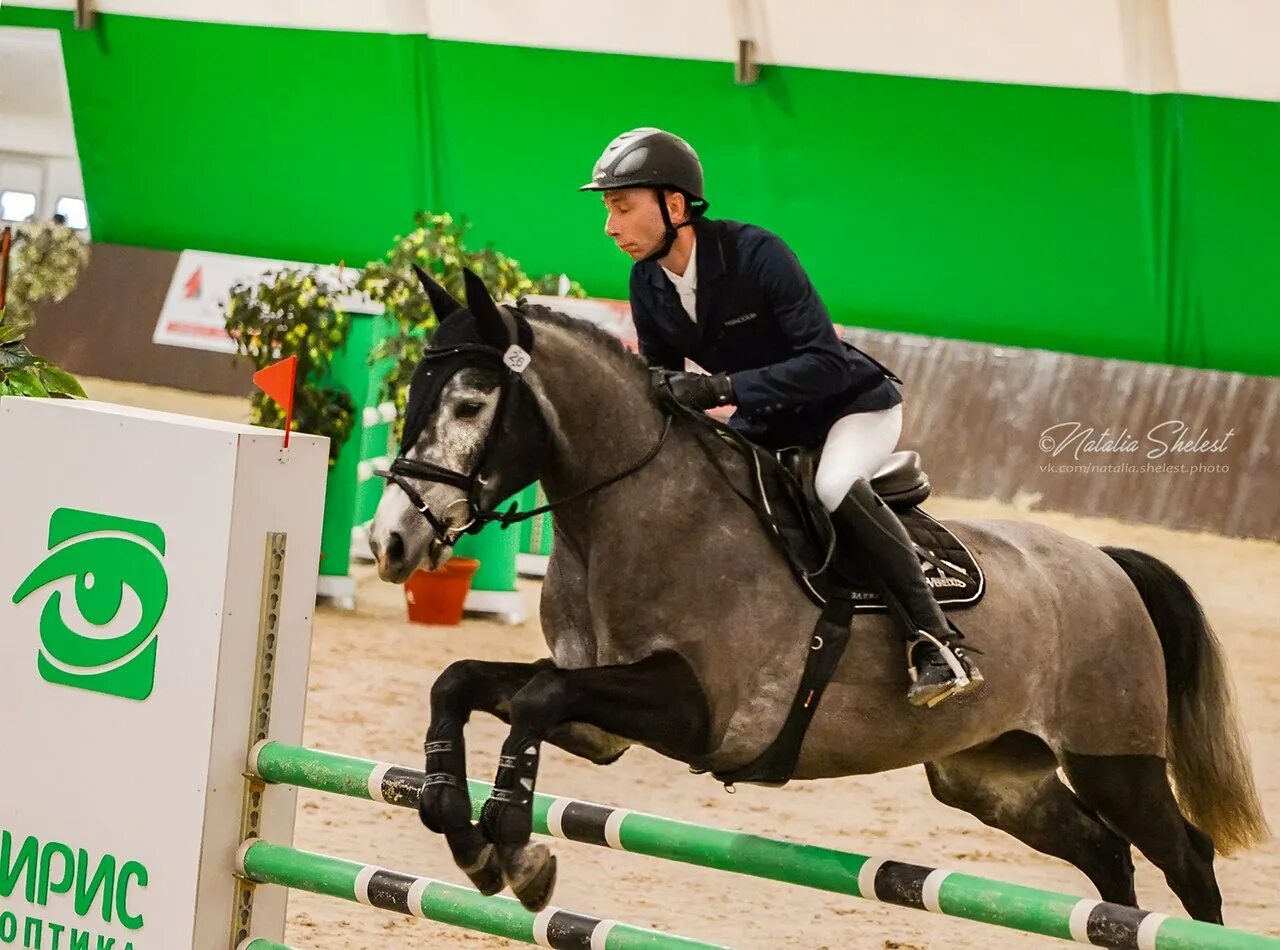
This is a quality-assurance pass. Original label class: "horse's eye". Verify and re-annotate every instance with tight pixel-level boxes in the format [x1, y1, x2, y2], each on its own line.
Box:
[455, 401, 485, 419]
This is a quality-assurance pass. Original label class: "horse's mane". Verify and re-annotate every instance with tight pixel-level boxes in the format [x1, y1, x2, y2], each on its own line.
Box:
[518, 302, 654, 388]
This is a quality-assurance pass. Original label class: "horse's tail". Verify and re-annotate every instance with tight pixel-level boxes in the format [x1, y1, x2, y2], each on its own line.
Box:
[1102, 545, 1269, 853]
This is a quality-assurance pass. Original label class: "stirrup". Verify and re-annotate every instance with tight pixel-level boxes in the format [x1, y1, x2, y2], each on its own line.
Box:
[906, 629, 971, 685]
[906, 630, 984, 708]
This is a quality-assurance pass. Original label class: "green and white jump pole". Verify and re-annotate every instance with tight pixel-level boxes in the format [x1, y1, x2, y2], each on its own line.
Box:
[235, 840, 723, 949]
[251, 742, 1280, 950]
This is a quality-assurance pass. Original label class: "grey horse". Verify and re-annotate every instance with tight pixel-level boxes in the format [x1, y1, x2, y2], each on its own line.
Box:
[369, 270, 1267, 923]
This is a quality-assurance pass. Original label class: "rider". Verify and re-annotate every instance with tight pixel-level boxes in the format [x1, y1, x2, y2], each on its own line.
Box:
[580, 127, 982, 708]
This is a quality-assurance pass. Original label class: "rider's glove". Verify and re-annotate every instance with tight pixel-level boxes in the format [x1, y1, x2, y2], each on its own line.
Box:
[661, 371, 736, 411]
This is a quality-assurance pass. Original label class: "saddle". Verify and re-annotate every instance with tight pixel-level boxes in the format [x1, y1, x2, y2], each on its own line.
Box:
[772, 446, 985, 610]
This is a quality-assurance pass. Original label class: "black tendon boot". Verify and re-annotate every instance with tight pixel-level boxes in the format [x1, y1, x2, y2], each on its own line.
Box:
[834, 478, 984, 707]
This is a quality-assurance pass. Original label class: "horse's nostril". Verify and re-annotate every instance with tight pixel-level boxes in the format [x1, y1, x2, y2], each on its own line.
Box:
[386, 531, 406, 565]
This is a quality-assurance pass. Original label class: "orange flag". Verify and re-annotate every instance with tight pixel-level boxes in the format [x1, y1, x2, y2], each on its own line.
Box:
[252, 355, 298, 448]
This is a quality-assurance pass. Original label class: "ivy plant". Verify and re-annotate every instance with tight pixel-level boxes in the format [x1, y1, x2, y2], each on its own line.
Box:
[222, 267, 354, 467]
[222, 212, 588, 455]
[355, 212, 586, 432]
[0, 224, 88, 398]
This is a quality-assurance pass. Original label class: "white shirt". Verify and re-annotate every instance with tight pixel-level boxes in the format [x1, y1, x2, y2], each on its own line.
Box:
[660, 238, 698, 323]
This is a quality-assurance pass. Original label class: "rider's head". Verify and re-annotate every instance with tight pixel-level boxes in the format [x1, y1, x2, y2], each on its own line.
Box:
[579, 127, 708, 262]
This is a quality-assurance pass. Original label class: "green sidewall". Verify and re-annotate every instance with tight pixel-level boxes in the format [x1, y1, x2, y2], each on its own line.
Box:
[1, 7, 433, 266]
[453, 520, 520, 592]
[318, 311, 395, 579]
[4, 7, 1278, 376]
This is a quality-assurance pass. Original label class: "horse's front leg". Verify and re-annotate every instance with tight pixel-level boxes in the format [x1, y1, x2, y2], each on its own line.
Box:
[478, 651, 712, 909]
[420, 658, 555, 896]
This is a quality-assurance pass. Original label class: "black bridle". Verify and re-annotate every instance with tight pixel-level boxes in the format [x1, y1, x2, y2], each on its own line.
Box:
[376, 307, 672, 544]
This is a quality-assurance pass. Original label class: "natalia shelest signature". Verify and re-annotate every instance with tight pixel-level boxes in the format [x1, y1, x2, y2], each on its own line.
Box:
[1038, 421, 1235, 462]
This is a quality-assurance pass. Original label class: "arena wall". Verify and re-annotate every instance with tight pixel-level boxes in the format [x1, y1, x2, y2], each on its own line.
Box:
[28, 244, 1278, 540]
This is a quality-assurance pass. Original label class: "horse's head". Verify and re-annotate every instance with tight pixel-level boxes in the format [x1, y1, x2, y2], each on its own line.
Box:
[369, 268, 550, 582]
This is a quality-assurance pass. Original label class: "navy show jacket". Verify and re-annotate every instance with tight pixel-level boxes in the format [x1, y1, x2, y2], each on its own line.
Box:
[629, 217, 902, 449]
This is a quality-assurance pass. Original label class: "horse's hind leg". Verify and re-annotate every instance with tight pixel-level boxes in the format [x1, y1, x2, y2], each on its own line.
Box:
[926, 732, 1137, 906]
[1062, 753, 1223, 924]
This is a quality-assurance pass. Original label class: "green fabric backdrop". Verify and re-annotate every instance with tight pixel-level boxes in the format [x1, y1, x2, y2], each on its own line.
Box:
[4, 7, 1276, 376]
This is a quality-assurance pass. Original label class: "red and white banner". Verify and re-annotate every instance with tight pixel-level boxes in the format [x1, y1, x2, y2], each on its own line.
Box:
[153, 249, 378, 354]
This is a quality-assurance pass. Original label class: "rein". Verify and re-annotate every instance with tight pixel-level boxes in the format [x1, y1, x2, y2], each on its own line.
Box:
[473, 415, 673, 530]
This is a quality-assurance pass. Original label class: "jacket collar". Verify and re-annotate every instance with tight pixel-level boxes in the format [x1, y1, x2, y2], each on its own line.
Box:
[641, 217, 727, 288]
[692, 216, 728, 283]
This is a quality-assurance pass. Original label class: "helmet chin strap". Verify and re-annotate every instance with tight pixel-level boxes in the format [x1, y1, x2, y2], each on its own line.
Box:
[642, 188, 693, 263]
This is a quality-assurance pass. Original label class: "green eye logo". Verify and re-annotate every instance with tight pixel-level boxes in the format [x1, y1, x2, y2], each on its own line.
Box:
[11, 508, 169, 701]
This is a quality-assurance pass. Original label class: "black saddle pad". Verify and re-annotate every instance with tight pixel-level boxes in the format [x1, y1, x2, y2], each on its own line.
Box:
[835, 507, 984, 611]
[758, 453, 985, 611]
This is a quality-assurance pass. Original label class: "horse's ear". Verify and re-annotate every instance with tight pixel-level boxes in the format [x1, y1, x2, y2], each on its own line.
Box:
[412, 265, 462, 319]
[462, 268, 507, 348]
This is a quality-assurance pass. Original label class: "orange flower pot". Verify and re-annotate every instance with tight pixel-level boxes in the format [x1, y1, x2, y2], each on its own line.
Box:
[403, 557, 480, 625]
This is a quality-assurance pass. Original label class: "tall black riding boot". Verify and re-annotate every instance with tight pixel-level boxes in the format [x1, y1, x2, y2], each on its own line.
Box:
[834, 478, 983, 707]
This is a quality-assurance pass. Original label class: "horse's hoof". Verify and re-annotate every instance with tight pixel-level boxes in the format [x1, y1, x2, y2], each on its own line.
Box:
[458, 841, 504, 896]
[503, 843, 557, 912]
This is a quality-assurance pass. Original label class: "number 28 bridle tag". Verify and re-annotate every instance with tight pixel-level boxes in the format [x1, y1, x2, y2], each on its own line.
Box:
[503, 345, 532, 373]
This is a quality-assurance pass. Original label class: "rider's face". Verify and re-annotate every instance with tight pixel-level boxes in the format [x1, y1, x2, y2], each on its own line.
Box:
[602, 189, 684, 261]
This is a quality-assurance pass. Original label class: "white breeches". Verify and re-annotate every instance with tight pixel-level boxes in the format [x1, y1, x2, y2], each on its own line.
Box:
[813, 403, 904, 511]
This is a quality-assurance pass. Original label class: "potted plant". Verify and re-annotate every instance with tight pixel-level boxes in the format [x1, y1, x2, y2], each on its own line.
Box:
[0, 223, 88, 399]
[402, 556, 482, 625]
